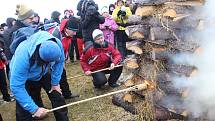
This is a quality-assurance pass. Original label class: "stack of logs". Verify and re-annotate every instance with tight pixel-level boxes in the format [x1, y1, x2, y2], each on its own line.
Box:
[112, 0, 204, 120]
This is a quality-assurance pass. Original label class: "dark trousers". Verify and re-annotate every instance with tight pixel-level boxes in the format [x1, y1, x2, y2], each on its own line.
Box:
[5, 64, 10, 80]
[60, 68, 72, 98]
[69, 37, 80, 61]
[91, 66, 123, 88]
[0, 113, 3, 121]
[0, 69, 10, 101]
[16, 73, 69, 121]
[115, 30, 128, 60]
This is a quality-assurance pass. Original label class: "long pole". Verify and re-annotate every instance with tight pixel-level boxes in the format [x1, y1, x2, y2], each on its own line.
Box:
[47, 83, 147, 113]
[67, 65, 123, 80]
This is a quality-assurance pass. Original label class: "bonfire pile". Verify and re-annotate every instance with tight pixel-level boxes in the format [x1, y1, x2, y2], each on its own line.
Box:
[112, 0, 204, 120]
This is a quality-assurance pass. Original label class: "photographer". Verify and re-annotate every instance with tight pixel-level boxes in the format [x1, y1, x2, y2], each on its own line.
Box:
[112, 0, 132, 60]
[77, 0, 105, 44]
[0, 36, 13, 102]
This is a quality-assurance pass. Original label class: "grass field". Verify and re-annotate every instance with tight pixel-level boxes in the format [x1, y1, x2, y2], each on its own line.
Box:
[0, 61, 135, 121]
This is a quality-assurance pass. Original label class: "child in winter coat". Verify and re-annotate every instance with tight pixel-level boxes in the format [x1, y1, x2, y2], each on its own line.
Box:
[99, 6, 118, 45]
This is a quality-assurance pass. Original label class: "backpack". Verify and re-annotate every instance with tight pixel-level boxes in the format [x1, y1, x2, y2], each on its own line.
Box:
[10, 26, 40, 54]
[10, 23, 60, 55]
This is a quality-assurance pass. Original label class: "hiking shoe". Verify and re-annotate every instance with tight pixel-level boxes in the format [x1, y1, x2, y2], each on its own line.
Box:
[109, 83, 120, 88]
[4, 97, 15, 102]
[64, 93, 80, 99]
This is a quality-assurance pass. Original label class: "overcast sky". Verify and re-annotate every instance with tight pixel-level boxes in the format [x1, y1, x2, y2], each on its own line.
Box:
[0, 0, 115, 24]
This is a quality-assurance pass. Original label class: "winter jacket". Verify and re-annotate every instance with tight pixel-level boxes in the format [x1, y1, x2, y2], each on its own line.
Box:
[3, 20, 28, 60]
[0, 35, 7, 69]
[80, 41, 122, 72]
[44, 22, 61, 40]
[10, 31, 64, 113]
[81, 12, 105, 42]
[99, 16, 118, 45]
[112, 6, 132, 30]
[60, 19, 72, 57]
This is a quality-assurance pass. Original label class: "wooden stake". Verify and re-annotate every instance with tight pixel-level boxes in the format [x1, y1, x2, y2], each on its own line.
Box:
[67, 65, 123, 80]
[47, 83, 147, 113]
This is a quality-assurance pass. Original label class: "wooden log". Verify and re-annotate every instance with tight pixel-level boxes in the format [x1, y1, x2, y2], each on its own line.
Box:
[151, 47, 173, 60]
[163, 9, 177, 18]
[173, 14, 191, 21]
[167, 64, 196, 77]
[123, 93, 134, 103]
[135, 6, 156, 16]
[128, 15, 143, 24]
[155, 105, 187, 120]
[123, 79, 135, 87]
[168, 39, 200, 52]
[127, 45, 143, 55]
[112, 93, 136, 114]
[150, 27, 176, 40]
[136, 0, 188, 5]
[126, 40, 141, 47]
[126, 25, 150, 40]
[164, 1, 204, 6]
[125, 59, 139, 69]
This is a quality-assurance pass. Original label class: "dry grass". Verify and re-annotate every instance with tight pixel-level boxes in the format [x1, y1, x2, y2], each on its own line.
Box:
[0, 61, 135, 121]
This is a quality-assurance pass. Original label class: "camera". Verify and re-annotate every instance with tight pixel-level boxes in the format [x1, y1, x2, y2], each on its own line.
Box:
[120, 6, 126, 16]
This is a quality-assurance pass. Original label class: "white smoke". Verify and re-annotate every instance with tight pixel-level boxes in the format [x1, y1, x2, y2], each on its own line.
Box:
[172, 0, 215, 119]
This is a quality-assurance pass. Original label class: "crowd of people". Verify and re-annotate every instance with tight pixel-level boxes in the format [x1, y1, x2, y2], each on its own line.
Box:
[0, 0, 140, 120]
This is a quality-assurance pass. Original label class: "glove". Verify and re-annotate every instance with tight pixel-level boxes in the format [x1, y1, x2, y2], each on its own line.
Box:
[117, 10, 122, 17]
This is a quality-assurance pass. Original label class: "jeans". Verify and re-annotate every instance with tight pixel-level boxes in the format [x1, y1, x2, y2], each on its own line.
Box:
[91, 66, 123, 88]
[16, 73, 69, 121]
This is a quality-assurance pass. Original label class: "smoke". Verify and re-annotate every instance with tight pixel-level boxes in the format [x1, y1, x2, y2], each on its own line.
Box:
[172, 0, 215, 119]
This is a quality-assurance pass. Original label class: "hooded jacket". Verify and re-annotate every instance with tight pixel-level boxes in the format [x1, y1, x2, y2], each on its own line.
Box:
[99, 16, 118, 45]
[80, 41, 122, 72]
[10, 31, 64, 113]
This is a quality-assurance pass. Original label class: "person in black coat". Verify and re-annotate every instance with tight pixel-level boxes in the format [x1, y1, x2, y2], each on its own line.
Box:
[77, 0, 105, 44]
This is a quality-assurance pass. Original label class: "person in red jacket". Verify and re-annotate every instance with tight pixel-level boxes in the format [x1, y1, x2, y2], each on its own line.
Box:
[0, 37, 13, 102]
[80, 29, 123, 88]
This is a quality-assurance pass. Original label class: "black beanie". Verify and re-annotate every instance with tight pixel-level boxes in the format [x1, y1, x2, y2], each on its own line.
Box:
[65, 17, 79, 31]
[51, 11, 61, 19]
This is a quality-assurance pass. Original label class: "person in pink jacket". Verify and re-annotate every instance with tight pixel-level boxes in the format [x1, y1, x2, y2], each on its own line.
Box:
[99, 6, 118, 45]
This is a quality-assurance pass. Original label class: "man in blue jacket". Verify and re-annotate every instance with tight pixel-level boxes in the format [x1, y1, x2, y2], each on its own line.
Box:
[10, 31, 68, 121]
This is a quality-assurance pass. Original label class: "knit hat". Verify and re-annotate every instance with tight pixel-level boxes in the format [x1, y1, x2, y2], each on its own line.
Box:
[65, 17, 79, 31]
[15, 4, 34, 21]
[39, 41, 61, 62]
[101, 6, 109, 14]
[51, 11, 61, 19]
[92, 29, 104, 40]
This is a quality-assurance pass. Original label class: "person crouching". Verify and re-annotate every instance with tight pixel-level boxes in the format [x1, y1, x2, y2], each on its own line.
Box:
[80, 29, 123, 88]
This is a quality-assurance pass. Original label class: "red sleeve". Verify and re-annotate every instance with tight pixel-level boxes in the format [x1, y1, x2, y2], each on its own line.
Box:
[80, 48, 92, 72]
[108, 45, 122, 65]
